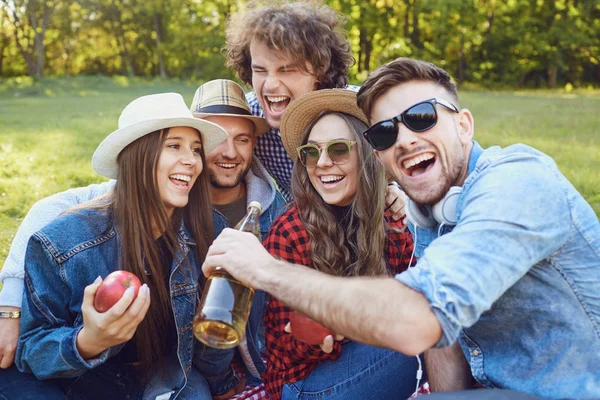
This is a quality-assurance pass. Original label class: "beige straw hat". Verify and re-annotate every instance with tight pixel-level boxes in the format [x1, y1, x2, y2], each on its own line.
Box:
[92, 92, 228, 179]
[280, 89, 368, 161]
[190, 79, 270, 135]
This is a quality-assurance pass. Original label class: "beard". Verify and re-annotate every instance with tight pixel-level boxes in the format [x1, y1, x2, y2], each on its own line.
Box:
[208, 164, 252, 189]
[404, 139, 467, 206]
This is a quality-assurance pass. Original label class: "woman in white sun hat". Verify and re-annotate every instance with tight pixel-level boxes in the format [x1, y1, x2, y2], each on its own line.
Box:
[14, 93, 235, 399]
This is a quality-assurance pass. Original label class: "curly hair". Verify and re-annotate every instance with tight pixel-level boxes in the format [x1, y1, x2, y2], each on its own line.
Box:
[291, 112, 390, 278]
[225, 0, 353, 90]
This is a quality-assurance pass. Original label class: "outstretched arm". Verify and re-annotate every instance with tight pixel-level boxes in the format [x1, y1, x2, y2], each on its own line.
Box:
[203, 228, 442, 356]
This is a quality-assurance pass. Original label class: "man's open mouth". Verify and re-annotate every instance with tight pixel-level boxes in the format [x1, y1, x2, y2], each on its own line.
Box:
[266, 95, 291, 114]
[402, 153, 436, 177]
[216, 163, 237, 170]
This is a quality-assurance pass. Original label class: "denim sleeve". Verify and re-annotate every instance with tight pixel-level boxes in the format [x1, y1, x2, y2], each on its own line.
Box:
[15, 234, 110, 379]
[0, 181, 115, 307]
[397, 156, 571, 347]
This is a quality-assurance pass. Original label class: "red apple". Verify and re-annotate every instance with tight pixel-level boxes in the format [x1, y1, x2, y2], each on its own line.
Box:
[93, 270, 142, 313]
[289, 311, 334, 345]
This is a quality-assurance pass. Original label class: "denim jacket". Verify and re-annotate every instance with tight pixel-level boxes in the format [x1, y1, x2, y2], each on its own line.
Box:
[212, 156, 287, 384]
[398, 141, 600, 398]
[16, 207, 217, 398]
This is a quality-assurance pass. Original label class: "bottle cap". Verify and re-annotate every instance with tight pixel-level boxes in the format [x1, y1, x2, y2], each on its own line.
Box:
[247, 201, 262, 213]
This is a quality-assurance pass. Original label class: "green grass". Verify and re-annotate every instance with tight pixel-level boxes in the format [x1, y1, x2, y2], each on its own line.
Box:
[1, 77, 599, 273]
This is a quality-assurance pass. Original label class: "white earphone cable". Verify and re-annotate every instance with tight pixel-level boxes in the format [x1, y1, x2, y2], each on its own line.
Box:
[437, 222, 445, 237]
[408, 226, 417, 268]
[414, 354, 423, 395]
[407, 226, 423, 394]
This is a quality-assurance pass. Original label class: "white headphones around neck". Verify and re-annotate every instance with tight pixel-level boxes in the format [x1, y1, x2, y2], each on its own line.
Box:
[405, 186, 462, 228]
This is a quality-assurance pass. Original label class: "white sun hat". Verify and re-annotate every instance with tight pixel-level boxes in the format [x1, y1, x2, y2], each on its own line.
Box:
[92, 92, 228, 179]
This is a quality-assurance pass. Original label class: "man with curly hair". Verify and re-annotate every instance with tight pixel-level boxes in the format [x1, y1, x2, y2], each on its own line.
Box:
[225, 1, 354, 202]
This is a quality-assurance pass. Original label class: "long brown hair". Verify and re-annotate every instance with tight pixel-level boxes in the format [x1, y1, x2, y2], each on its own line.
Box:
[291, 112, 389, 277]
[112, 128, 213, 379]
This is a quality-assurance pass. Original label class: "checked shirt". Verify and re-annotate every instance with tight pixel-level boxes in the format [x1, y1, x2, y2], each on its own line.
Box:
[260, 205, 416, 400]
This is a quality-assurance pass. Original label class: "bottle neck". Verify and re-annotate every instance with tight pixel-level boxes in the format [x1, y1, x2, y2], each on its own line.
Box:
[236, 206, 260, 231]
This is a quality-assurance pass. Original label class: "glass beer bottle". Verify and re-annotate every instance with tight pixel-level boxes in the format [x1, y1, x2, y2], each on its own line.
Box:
[193, 201, 262, 349]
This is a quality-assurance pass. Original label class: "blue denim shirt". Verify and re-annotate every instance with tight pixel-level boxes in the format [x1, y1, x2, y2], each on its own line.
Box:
[15, 207, 234, 398]
[398, 141, 600, 398]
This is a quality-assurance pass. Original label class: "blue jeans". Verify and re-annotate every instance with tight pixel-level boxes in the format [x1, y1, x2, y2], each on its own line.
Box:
[0, 364, 67, 400]
[1, 361, 143, 400]
[425, 389, 544, 399]
[170, 366, 212, 400]
[281, 341, 423, 400]
[144, 352, 213, 400]
[0, 363, 213, 400]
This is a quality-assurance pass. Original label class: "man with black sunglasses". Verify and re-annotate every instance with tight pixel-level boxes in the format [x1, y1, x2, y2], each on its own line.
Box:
[202, 57, 599, 399]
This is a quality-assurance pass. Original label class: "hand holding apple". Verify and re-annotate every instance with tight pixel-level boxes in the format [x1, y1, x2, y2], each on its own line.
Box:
[94, 271, 142, 313]
[287, 311, 342, 353]
[76, 275, 150, 359]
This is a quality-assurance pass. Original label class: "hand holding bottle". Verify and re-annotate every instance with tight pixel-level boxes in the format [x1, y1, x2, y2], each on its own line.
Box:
[194, 202, 262, 349]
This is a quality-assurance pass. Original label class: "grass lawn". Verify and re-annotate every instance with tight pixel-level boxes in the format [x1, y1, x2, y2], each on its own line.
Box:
[1, 77, 599, 274]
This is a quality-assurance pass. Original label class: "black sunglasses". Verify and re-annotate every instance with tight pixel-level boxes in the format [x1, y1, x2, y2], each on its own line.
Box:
[363, 98, 459, 151]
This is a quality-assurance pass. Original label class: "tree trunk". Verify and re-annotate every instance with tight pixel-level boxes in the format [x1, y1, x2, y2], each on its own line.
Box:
[363, 36, 372, 72]
[36, 5, 51, 77]
[566, 54, 577, 84]
[457, 35, 465, 84]
[27, 1, 52, 77]
[153, 13, 167, 78]
[3, 0, 34, 76]
[519, 72, 527, 87]
[411, 0, 422, 49]
[547, 66, 558, 88]
[12, 28, 36, 76]
[357, 1, 368, 74]
[23, 51, 36, 76]
[0, 36, 7, 75]
[357, 29, 363, 73]
[481, 10, 494, 60]
[404, 0, 411, 39]
[110, 0, 134, 77]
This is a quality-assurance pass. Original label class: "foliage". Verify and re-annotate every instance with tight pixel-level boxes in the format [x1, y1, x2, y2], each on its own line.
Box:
[0, 0, 598, 88]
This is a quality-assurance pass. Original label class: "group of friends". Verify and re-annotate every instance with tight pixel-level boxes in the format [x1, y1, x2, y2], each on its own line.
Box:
[0, 2, 598, 400]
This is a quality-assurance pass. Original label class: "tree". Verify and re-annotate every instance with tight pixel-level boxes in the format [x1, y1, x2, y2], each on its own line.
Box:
[2, 0, 56, 77]
[0, 6, 11, 75]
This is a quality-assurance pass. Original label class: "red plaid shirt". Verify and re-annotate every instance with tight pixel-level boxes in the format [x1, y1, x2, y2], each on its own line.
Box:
[261, 205, 416, 400]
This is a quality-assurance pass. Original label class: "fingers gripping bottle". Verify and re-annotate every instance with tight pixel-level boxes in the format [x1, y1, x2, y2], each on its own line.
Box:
[193, 201, 262, 349]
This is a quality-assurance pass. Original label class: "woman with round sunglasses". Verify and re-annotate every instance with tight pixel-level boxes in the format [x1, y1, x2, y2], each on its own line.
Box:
[259, 89, 424, 400]
[12, 93, 246, 399]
